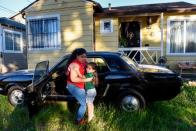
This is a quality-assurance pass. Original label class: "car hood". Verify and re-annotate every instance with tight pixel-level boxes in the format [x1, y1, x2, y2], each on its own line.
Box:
[0, 69, 34, 80]
[138, 64, 174, 74]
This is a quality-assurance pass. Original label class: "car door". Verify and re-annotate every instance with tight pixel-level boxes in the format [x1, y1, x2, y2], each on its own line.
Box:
[32, 60, 50, 103]
[87, 57, 110, 98]
[87, 56, 137, 100]
[103, 55, 139, 99]
[31, 56, 70, 103]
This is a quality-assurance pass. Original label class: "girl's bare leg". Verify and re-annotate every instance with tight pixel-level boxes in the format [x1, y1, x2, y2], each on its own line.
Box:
[87, 103, 94, 122]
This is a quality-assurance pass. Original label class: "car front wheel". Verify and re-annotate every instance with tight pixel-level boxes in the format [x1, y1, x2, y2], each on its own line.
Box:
[118, 91, 146, 112]
[8, 86, 25, 106]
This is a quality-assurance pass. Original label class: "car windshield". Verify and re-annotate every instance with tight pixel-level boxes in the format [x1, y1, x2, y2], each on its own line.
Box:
[121, 55, 139, 70]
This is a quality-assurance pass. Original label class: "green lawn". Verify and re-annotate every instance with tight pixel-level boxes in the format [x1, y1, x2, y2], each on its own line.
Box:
[0, 84, 195, 131]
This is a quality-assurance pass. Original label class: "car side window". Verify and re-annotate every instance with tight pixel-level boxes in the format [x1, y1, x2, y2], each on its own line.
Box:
[105, 56, 131, 72]
[87, 57, 109, 73]
[50, 57, 68, 80]
[51, 58, 68, 72]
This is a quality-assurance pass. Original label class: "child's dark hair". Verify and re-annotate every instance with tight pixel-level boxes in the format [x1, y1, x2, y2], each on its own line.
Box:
[87, 62, 99, 86]
[87, 62, 97, 71]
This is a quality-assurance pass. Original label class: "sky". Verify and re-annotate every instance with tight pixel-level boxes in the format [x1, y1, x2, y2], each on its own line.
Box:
[0, 0, 196, 18]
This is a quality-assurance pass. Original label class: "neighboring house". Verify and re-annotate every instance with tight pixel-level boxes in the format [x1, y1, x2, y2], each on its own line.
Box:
[20, 0, 196, 71]
[0, 17, 27, 73]
[10, 12, 26, 24]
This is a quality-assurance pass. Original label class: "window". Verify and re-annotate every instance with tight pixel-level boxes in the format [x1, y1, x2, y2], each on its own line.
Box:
[105, 56, 131, 72]
[168, 19, 196, 55]
[100, 19, 113, 33]
[28, 15, 60, 50]
[87, 58, 109, 73]
[3, 29, 22, 53]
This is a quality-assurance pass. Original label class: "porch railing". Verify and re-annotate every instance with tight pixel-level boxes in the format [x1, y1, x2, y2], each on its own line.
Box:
[118, 47, 161, 65]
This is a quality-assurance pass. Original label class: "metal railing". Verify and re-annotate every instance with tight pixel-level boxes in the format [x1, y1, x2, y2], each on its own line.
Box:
[118, 47, 161, 65]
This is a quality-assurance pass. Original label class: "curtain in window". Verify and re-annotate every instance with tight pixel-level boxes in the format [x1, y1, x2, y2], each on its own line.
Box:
[5, 32, 13, 50]
[4, 31, 21, 52]
[170, 21, 184, 53]
[29, 17, 59, 49]
[14, 34, 21, 51]
[186, 21, 196, 53]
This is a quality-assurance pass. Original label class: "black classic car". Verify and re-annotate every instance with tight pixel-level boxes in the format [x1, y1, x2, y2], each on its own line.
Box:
[0, 52, 182, 112]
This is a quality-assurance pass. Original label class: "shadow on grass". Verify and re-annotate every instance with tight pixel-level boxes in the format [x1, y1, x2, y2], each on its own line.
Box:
[2, 102, 83, 130]
[87, 102, 195, 131]
[1, 86, 195, 130]
[89, 88, 196, 131]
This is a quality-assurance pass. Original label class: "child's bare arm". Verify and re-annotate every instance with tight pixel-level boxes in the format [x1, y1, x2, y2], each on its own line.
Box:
[70, 63, 92, 82]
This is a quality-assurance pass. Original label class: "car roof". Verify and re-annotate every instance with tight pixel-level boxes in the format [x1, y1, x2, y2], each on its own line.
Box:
[64, 51, 121, 57]
[87, 51, 121, 56]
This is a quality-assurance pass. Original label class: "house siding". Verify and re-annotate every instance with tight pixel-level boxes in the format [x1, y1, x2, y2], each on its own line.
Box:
[119, 16, 161, 48]
[95, 12, 196, 70]
[95, 17, 119, 51]
[25, 0, 94, 69]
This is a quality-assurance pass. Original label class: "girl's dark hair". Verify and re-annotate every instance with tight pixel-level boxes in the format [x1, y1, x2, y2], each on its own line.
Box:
[87, 62, 97, 71]
[87, 62, 99, 86]
[65, 48, 87, 72]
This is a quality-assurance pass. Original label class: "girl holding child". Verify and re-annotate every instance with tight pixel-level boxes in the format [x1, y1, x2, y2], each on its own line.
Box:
[66, 48, 98, 124]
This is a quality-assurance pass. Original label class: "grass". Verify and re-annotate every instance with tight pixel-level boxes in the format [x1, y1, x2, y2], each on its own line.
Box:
[0, 84, 195, 131]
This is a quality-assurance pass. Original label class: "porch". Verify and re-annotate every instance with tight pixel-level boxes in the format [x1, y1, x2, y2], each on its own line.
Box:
[117, 13, 164, 66]
[118, 47, 162, 65]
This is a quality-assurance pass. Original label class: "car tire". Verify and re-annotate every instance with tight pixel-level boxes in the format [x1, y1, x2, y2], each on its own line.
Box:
[67, 102, 79, 114]
[118, 90, 146, 112]
[8, 85, 25, 106]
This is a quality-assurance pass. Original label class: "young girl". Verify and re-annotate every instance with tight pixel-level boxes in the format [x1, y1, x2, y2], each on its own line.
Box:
[85, 62, 98, 122]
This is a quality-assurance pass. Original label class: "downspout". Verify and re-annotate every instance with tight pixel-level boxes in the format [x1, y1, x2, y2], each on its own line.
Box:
[160, 12, 164, 56]
[22, 12, 29, 69]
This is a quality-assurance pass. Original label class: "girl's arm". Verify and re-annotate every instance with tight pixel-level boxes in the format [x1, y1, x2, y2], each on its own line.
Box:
[93, 72, 99, 86]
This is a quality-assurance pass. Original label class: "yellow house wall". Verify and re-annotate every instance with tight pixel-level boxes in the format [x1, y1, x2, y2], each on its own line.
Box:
[25, 0, 94, 69]
[96, 12, 196, 70]
[95, 17, 119, 51]
[141, 16, 161, 47]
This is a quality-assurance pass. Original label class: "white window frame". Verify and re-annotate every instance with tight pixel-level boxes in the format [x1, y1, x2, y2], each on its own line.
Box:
[167, 16, 196, 56]
[100, 19, 113, 34]
[27, 14, 61, 51]
[3, 29, 23, 53]
[0, 26, 2, 52]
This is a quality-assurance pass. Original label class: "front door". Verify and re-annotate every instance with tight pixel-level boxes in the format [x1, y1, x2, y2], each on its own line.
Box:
[120, 21, 140, 62]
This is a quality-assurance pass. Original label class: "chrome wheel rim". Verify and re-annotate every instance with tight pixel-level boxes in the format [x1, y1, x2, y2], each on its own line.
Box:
[121, 95, 140, 112]
[10, 90, 24, 105]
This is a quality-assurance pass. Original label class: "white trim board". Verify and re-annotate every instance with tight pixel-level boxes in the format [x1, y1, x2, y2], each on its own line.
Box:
[0, 26, 2, 52]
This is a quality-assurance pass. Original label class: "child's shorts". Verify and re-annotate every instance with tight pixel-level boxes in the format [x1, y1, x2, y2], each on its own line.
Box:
[86, 88, 97, 103]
